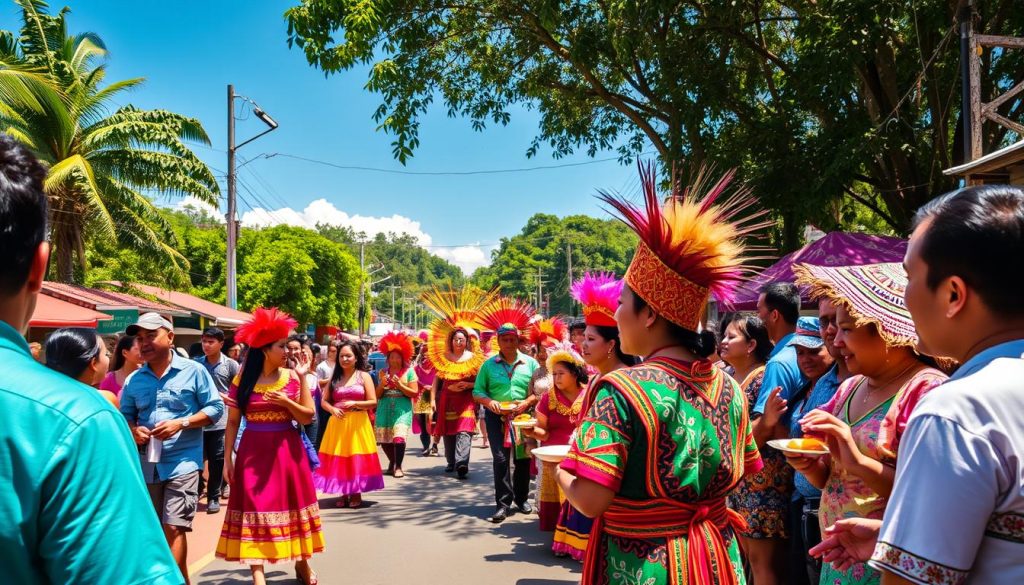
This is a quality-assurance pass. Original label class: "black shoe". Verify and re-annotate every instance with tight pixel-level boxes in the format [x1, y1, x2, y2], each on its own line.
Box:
[488, 508, 510, 523]
[206, 500, 221, 514]
[516, 501, 534, 515]
[444, 465, 455, 473]
[457, 466, 468, 480]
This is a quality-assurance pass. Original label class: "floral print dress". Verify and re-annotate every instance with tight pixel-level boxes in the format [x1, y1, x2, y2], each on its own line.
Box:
[817, 367, 946, 585]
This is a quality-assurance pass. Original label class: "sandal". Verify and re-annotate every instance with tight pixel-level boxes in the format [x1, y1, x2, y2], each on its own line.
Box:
[295, 568, 318, 585]
[394, 469, 405, 478]
[349, 495, 363, 508]
[336, 496, 350, 508]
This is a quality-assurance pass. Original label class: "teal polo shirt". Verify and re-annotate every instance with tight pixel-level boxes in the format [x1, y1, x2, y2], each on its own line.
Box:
[0, 320, 182, 585]
[473, 351, 539, 403]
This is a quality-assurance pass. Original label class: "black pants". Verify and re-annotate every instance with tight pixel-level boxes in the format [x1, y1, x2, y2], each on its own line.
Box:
[314, 401, 329, 450]
[787, 495, 822, 585]
[484, 411, 530, 510]
[443, 432, 473, 471]
[416, 413, 432, 451]
[202, 429, 226, 501]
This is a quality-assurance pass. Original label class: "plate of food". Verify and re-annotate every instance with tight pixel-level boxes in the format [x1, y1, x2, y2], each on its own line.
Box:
[767, 437, 829, 456]
[511, 414, 537, 428]
[498, 401, 518, 412]
[532, 444, 570, 463]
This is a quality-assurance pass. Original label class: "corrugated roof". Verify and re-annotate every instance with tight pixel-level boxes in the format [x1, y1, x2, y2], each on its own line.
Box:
[129, 284, 251, 328]
[30, 294, 113, 328]
[41, 282, 191, 317]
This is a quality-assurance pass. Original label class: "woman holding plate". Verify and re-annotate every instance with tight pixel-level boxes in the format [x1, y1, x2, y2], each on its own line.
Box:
[786, 262, 947, 585]
[523, 342, 587, 533]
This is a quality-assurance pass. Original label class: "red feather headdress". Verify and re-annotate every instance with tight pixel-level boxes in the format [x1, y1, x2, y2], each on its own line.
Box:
[379, 330, 415, 365]
[598, 163, 769, 330]
[570, 272, 622, 327]
[526, 317, 568, 346]
[478, 296, 536, 335]
[234, 307, 298, 349]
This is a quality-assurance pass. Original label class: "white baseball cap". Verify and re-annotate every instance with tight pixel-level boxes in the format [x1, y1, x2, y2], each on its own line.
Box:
[125, 312, 174, 335]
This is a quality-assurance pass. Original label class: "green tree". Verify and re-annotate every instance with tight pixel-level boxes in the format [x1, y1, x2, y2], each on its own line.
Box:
[284, 0, 1024, 246]
[316, 225, 465, 324]
[237, 225, 360, 328]
[0, 0, 218, 282]
[471, 213, 636, 316]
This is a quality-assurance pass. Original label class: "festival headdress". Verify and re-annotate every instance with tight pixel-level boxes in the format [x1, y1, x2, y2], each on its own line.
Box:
[526, 317, 568, 347]
[597, 163, 769, 331]
[420, 284, 498, 379]
[570, 272, 622, 327]
[545, 341, 585, 372]
[378, 330, 415, 365]
[234, 307, 297, 349]
[478, 296, 536, 336]
[793, 262, 918, 347]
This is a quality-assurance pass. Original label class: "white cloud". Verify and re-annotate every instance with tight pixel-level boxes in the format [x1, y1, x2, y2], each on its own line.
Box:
[239, 198, 488, 274]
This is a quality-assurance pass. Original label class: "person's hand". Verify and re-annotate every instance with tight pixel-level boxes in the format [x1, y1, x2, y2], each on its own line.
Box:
[763, 386, 788, 427]
[487, 399, 504, 415]
[784, 452, 823, 473]
[801, 410, 863, 471]
[152, 418, 186, 440]
[224, 457, 234, 483]
[264, 390, 291, 408]
[132, 425, 152, 445]
[513, 401, 531, 416]
[331, 406, 346, 419]
[809, 518, 882, 572]
[293, 350, 311, 377]
[339, 400, 356, 411]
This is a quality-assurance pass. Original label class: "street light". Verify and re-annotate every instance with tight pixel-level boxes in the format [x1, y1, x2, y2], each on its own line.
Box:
[226, 84, 279, 309]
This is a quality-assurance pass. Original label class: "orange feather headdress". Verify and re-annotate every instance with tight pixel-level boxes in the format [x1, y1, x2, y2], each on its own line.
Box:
[526, 317, 568, 347]
[598, 163, 769, 331]
[379, 330, 415, 365]
[478, 296, 536, 336]
[234, 307, 298, 349]
[420, 284, 498, 380]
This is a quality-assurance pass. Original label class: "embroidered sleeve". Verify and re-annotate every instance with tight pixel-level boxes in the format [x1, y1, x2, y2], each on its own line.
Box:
[869, 414, 998, 584]
[561, 382, 632, 492]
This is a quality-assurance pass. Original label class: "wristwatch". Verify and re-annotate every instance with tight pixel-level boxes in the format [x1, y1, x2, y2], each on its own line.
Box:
[180, 418, 191, 428]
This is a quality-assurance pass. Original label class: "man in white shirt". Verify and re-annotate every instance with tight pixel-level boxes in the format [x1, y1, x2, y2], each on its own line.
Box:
[313, 340, 339, 448]
[810, 185, 1024, 585]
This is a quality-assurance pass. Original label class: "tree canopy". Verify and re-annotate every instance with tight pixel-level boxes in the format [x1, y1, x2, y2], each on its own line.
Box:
[284, 0, 1024, 247]
[471, 213, 636, 316]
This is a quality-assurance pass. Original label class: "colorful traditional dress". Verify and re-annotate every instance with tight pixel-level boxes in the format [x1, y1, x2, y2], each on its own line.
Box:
[412, 357, 436, 436]
[313, 378, 386, 495]
[535, 386, 579, 531]
[217, 370, 325, 563]
[374, 367, 417, 444]
[562, 358, 762, 584]
[434, 376, 479, 436]
[728, 365, 793, 539]
[817, 368, 946, 585]
[549, 385, 594, 561]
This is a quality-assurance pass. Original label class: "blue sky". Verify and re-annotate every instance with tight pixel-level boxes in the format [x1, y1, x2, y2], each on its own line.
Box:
[13, 0, 650, 272]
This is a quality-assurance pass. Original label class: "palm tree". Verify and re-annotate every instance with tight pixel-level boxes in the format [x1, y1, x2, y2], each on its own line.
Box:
[0, 0, 219, 282]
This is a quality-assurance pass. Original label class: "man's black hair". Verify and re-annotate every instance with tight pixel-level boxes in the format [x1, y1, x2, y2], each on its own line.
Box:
[760, 282, 801, 325]
[568, 320, 586, 334]
[914, 185, 1024, 317]
[0, 134, 48, 296]
[201, 326, 225, 341]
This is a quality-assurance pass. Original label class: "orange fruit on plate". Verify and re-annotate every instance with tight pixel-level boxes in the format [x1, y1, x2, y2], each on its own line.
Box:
[787, 437, 826, 451]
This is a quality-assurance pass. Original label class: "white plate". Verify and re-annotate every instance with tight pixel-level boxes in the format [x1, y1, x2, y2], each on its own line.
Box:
[532, 444, 570, 463]
[767, 438, 829, 456]
[497, 403, 518, 412]
[511, 419, 537, 428]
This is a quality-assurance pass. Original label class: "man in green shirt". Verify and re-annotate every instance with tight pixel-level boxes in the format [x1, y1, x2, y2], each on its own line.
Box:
[0, 134, 182, 585]
[474, 323, 539, 523]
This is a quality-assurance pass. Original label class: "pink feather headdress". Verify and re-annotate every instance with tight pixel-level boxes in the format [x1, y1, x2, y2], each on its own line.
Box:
[570, 272, 622, 327]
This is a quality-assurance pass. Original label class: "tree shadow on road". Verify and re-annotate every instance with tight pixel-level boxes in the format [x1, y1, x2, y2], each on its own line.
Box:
[195, 568, 291, 584]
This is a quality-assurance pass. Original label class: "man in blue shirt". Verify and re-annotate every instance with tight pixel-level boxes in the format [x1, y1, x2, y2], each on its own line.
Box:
[121, 312, 224, 585]
[0, 134, 182, 584]
[753, 281, 807, 445]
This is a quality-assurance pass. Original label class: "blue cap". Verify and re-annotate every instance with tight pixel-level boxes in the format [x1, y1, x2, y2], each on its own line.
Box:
[789, 316, 823, 349]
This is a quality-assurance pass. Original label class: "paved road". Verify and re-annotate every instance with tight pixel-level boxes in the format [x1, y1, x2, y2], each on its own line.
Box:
[195, 444, 581, 585]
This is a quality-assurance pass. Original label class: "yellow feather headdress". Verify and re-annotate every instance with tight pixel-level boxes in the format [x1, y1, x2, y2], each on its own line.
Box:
[420, 284, 499, 380]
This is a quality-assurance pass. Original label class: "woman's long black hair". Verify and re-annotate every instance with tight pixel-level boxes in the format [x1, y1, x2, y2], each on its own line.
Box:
[328, 339, 369, 398]
[235, 342, 270, 416]
[45, 327, 102, 381]
[111, 334, 136, 372]
[629, 285, 718, 359]
[592, 325, 639, 367]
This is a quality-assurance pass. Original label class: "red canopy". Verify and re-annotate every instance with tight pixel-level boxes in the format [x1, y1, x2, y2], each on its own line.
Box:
[30, 294, 113, 328]
[728, 232, 908, 311]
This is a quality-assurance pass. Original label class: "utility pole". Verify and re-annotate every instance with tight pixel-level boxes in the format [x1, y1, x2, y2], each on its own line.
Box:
[226, 85, 237, 309]
[358, 242, 366, 336]
[566, 242, 574, 314]
[225, 85, 278, 309]
[536, 268, 545, 314]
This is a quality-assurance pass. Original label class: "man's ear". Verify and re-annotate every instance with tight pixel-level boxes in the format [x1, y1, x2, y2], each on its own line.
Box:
[945, 276, 968, 319]
[26, 241, 50, 293]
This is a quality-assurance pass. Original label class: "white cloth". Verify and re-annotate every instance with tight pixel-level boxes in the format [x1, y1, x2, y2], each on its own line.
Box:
[869, 340, 1024, 584]
[315, 361, 334, 381]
